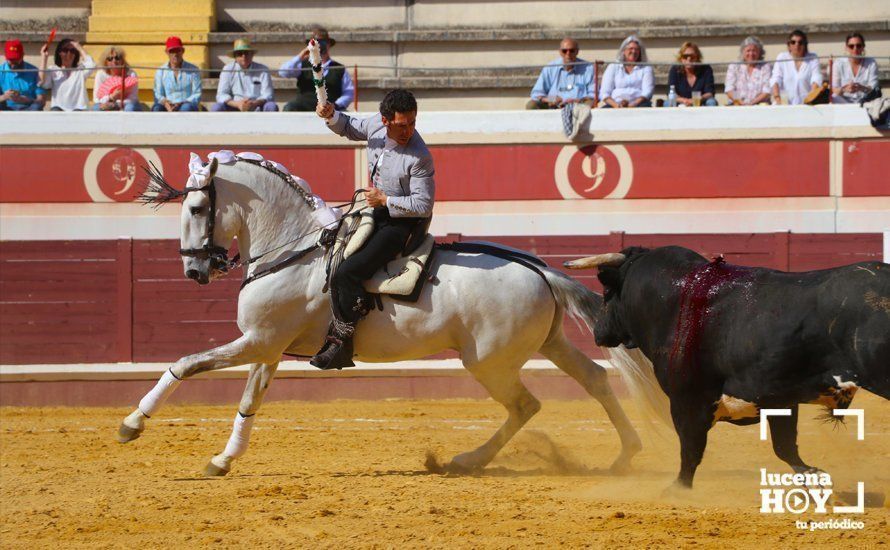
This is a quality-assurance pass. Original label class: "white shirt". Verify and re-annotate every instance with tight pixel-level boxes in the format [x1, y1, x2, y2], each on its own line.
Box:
[770, 52, 823, 105]
[44, 55, 96, 111]
[831, 57, 879, 103]
[599, 63, 654, 102]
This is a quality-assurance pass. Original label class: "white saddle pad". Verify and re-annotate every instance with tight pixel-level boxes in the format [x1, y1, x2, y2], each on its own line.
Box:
[363, 234, 436, 296]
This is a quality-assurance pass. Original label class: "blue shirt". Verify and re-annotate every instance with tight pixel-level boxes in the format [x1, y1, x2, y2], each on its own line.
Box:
[153, 60, 202, 105]
[0, 61, 45, 110]
[530, 58, 595, 101]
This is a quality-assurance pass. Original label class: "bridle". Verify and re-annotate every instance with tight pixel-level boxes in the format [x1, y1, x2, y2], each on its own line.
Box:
[179, 178, 233, 274]
[168, 156, 369, 289]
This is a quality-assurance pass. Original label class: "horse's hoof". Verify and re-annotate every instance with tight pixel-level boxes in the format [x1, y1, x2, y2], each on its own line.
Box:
[204, 455, 231, 477]
[116, 423, 143, 443]
[444, 461, 481, 475]
[445, 452, 486, 475]
[204, 462, 230, 477]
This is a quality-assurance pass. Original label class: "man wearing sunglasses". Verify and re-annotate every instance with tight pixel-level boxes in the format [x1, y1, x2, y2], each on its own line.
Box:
[770, 29, 823, 105]
[211, 39, 278, 112]
[527, 38, 595, 109]
[0, 40, 46, 111]
[152, 36, 202, 112]
[279, 27, 354, 112]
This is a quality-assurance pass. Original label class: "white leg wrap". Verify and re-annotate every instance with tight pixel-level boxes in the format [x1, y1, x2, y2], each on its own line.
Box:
[222, 413, 256, 459]
[137, 369, 182, 417]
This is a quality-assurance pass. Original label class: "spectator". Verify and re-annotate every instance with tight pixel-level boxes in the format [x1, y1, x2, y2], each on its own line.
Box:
[725, 36, 772, 106]
[668, 42, 717, 106]
[211, 39, 277, 112]
[599, 35, 654, 108]
[93, 46, 140, 111]
[0, 39, 47, 111]
[279, 27, 353, 112]
[831, 32, 879, 104]
[152, 36, 202, 112]
[770, 29, 822, 105]
[38, 38, 95, 111]
[526, 37, 595, 109]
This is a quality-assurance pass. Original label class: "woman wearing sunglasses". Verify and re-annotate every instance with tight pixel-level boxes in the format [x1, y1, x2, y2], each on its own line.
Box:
[38, 38, 95, 111]
[831, 32, 879, 104]
[770, 29, 823, 105]
[667, 42, 717, 106]
[93, 46, 141, 111]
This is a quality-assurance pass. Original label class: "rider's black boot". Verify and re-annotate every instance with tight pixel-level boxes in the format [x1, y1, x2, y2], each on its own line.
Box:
[310, 320, 356, 370]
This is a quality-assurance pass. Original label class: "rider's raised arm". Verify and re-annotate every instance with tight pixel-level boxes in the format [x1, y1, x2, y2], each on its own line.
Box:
[386, 153, 435, 218]
[325, 110, 378, 142]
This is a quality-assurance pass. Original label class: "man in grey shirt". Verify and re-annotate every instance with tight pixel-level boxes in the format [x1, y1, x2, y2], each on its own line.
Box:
[312, 88, 436, 370]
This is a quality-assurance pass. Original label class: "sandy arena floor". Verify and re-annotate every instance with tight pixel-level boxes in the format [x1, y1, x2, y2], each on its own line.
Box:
[1, 391, 888, 548]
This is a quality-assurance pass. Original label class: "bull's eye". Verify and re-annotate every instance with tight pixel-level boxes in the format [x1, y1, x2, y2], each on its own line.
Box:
[190, 206, 203, 216]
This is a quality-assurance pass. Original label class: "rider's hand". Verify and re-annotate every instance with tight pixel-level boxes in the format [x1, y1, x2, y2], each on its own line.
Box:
[316, 101, 334, 119]
[365, 187, 388, 208]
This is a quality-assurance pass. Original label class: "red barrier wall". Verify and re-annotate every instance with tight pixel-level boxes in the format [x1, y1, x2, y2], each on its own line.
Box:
[2, 139, 887, 203]
[1, 233, 883, 365]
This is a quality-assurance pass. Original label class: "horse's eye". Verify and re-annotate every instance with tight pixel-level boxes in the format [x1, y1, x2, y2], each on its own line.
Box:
[190, 206, 203, 216]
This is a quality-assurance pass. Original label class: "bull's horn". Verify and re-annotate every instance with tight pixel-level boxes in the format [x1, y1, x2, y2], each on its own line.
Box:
[563, 253, 626, 269]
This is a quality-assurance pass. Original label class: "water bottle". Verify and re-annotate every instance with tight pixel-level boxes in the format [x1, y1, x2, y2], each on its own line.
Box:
[667, 85, 677, 107]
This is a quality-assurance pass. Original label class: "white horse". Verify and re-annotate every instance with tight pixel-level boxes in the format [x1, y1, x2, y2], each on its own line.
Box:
[118, 154, 644, 476]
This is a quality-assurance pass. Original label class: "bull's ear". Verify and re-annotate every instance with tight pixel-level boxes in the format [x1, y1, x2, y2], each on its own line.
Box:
[597, 268, 621, 298]
[208, 157, 219, 179]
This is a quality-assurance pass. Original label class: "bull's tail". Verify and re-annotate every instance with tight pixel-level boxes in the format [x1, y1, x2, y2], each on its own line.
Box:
[541, 268, 673, 429]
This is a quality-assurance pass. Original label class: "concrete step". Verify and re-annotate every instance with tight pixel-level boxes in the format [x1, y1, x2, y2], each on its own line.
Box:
[91, 0, 215, 17]
[85, 32, 211, 44]
[88, 15, 215, 33]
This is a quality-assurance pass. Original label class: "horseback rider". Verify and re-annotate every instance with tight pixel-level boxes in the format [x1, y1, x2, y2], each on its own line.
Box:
[312, 89, 436, 370]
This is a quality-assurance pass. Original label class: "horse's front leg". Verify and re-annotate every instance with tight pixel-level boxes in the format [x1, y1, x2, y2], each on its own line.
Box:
[205, 361, 279, 476]
[117, 335, 275, 443]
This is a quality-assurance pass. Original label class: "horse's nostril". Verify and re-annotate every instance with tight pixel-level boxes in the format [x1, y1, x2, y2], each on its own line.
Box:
[186, 269, 200, 280]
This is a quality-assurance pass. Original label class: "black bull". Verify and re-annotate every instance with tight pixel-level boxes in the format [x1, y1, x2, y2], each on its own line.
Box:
[566, 245, 890, 488]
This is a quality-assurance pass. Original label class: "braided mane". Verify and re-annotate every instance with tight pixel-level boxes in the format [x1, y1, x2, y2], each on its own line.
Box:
[137, 156, 319, 210]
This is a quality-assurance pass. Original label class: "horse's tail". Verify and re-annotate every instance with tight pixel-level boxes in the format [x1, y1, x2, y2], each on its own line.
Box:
[541, 268, 672, 428]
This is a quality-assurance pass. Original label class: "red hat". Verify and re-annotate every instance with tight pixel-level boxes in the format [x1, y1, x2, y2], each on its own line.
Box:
[165, 36, 184, 52]
[5, 39, 24, 62]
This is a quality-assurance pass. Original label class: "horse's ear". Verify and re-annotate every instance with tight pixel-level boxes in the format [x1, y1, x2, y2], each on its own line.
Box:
[208, 157, 219, 179]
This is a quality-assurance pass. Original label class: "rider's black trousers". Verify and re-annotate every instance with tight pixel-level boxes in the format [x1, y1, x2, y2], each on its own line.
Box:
[332, 207, 420, 323]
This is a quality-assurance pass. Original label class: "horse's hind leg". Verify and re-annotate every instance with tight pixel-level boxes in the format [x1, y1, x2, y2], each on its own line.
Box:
[205, 362, 279, 476]
[118, 334, 277, 443]
[448, 359, 541, 473]
[540, 335, 642, 473]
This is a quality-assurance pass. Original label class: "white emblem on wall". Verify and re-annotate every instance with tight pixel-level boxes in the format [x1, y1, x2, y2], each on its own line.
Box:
[553, 144, 633, 199]
[83, 147, 163, 202]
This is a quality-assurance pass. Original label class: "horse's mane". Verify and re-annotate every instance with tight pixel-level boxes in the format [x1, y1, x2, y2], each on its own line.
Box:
[137, 157, 318, 210]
